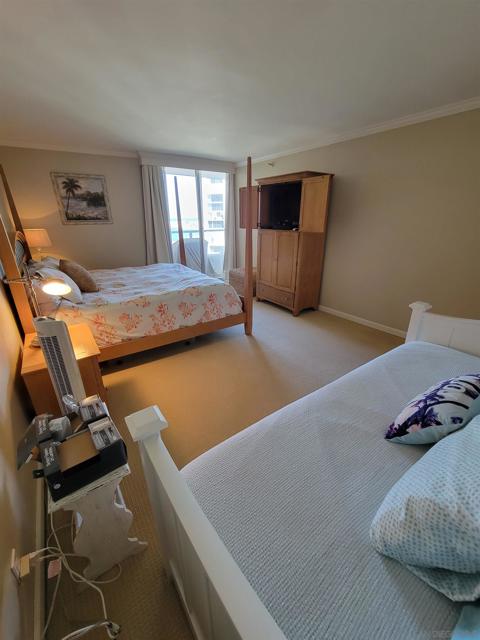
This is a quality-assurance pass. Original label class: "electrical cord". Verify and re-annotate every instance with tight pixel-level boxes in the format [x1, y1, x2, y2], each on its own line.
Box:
[45, 520, 123, 584]
[52, 296, 64, 319]
[37, 513, 121, 639]
[50, 513, 120, 638]
[60, 621, 121, 639]
[42, 570, 61, 638]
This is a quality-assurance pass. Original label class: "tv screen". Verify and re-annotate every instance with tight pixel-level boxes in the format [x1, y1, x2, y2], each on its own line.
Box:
[260, 182, 302, 229]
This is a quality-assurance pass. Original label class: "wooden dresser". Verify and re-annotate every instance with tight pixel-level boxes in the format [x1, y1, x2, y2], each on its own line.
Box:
[240, 171, 333, 316]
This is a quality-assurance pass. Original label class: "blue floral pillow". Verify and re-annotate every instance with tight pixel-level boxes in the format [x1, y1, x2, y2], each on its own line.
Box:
[385, 374, 480, 444]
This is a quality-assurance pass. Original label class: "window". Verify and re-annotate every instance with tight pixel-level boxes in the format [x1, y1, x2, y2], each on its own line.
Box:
[208, 193, 224, 213]
[208, 220, 224, 229]
[164, 168, 227, 278]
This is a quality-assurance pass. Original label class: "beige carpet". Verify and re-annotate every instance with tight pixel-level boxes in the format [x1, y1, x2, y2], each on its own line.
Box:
[47, 303, 401, 640]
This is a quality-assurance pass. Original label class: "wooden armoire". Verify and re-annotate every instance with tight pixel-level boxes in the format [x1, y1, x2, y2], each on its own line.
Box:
[239, 171, 333, 316]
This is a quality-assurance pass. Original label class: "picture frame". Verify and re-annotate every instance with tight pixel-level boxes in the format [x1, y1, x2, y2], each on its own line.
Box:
[51, 172, 113, 225]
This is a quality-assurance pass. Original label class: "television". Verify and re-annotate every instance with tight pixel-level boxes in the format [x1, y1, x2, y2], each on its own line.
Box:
[259, 182, 302, 230]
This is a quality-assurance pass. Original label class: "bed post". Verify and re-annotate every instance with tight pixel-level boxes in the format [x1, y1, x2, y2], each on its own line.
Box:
[244, 156, 253, 335]
[0, 165, 35, 334]
[173, 176, 187, 266]
[0, 165, 32, 262]
[405, 301, 432, 342]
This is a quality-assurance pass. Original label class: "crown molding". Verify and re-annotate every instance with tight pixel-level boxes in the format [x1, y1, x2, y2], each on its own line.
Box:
[236, 95, 480, 167]
[0, 140, 138, 158]
[1, 94, 479, 166]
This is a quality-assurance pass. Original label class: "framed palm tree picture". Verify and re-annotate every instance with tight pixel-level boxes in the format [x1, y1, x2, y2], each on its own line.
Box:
[51, 172, 112, 224]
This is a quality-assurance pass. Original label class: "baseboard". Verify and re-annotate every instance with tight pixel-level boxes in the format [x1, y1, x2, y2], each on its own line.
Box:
[318, 305, 406, 338]
[33, 480, 45, 640]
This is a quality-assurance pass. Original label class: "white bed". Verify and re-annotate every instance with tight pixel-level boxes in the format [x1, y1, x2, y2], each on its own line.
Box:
[52, 262, 242, 348]
[125, 302, 480, 640]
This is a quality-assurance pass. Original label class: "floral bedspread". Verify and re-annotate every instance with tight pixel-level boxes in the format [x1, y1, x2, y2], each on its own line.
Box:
[55, 263, 243, 348]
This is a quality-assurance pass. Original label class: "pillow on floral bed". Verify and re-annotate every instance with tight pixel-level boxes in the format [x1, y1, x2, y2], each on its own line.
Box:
[385, 374, 480, 444]
[60, 259, 99, 293]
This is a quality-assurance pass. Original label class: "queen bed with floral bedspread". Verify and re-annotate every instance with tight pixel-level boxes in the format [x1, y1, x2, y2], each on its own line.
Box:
[53, 262, 243, 348]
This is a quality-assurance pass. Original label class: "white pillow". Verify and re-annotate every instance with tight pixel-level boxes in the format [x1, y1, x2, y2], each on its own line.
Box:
[371, 415, 480, 601]
[39, 255, 60, 269]
[28, 255, 60, 271]
[35, 267, 83, 304]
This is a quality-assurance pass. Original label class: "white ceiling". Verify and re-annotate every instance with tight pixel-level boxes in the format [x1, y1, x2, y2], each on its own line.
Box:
[1, 0, 479, 162]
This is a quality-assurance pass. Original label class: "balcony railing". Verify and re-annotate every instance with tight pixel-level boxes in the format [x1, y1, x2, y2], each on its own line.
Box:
[170, 227, 225, 247]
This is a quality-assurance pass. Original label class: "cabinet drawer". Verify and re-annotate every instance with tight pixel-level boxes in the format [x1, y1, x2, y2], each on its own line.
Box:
[257, 282, 294, 309]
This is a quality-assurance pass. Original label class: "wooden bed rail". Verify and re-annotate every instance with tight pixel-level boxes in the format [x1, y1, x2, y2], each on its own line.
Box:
[125, 406, 286, 640]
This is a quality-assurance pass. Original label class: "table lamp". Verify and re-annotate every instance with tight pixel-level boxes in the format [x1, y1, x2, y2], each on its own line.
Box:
[41, 278, 72, 297]
[24, 228, 52, 260]
[3, 273, 72, 346]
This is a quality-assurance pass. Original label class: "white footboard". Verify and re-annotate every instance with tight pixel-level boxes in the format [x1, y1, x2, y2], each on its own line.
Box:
[406, 302, 480, 357]
[125, 406, 287, 640]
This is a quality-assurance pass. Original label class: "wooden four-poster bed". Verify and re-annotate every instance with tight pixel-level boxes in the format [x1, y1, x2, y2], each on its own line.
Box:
[0, 158, 255, 361]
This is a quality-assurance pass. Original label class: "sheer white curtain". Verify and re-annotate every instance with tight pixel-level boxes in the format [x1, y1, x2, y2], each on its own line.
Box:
[223, 172, 237, 276]
[141, 165, 173, 264]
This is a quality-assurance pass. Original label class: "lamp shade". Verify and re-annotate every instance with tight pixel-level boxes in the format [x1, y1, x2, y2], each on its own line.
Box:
[24, 228, 52, 249]
[41, 278, 71, 296]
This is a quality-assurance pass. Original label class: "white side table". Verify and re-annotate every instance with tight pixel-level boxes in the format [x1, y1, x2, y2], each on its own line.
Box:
[48, 464, 147, 580]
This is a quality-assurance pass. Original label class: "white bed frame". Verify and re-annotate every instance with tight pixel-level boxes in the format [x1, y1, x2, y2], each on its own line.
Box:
[406, 301, 480, 357]
[125, 406, 287, 640]
[125, 302, 480, 640]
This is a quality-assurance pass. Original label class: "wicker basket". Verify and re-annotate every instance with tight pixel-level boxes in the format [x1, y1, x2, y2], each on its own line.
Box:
[228, 267, 257, 297]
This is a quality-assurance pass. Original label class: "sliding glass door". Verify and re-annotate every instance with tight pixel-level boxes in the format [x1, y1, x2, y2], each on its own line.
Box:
[164, 167, 227, 278]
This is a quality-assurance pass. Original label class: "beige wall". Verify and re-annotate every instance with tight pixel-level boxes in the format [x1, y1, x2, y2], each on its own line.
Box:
[0, 146, 145, 269]
[0, 144, 145, 637]
[237, 109, 480, 331]
[0, 284, 37, 639]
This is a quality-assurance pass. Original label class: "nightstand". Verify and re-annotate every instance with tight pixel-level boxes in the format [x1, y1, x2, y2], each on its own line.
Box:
[21, 323, 107, 415]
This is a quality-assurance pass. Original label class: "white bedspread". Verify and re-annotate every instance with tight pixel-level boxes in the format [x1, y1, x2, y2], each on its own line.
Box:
[54, 263, 242, 347]
[182, 342, 480, 640]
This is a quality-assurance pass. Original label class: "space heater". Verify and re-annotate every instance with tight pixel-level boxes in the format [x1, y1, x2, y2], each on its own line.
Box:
[33, 316, 86, 414]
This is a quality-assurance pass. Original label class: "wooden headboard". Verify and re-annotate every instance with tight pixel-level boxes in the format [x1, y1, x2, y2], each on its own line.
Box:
[0, 164, 35, 334]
